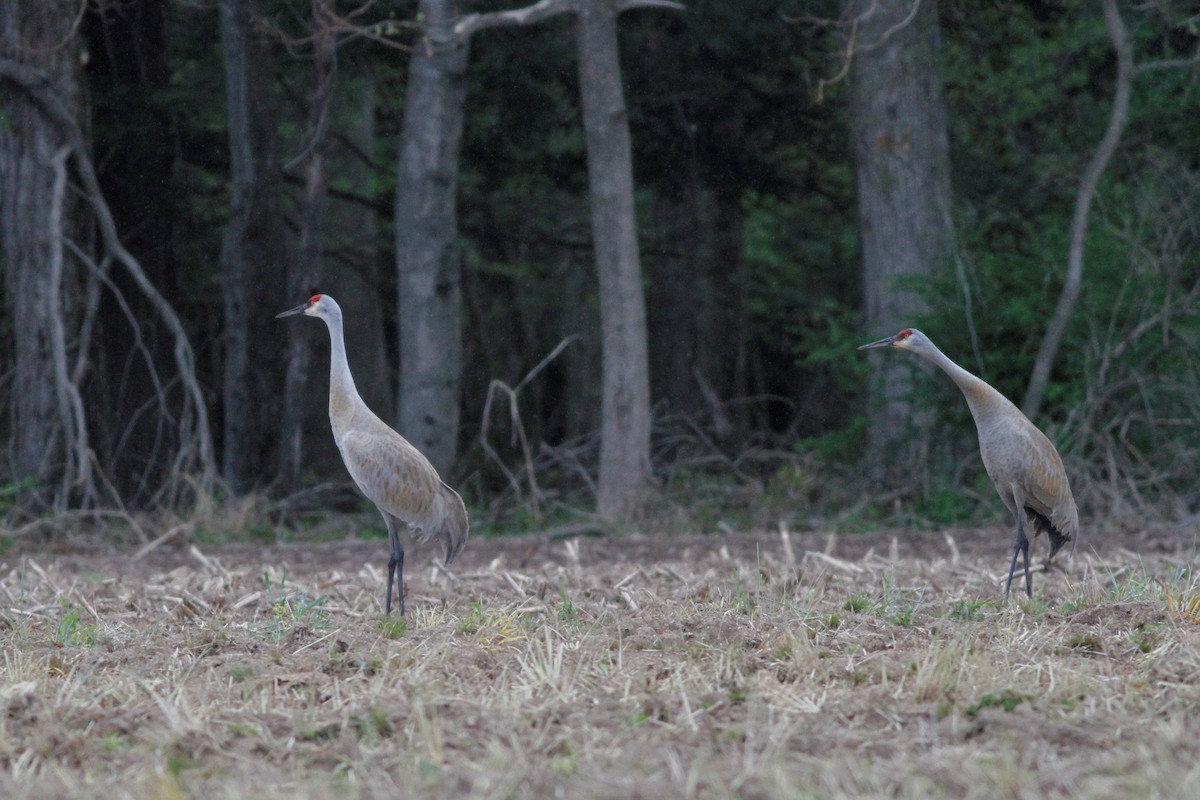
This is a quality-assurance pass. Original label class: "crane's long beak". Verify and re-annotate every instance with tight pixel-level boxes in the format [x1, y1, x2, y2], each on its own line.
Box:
[276, 303, 307, 319]
[858, 334, 898, 351]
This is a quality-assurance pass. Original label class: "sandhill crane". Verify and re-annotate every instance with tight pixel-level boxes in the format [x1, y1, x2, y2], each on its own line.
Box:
[859, 328, 1077, 598]
[277, 294, 469, 615]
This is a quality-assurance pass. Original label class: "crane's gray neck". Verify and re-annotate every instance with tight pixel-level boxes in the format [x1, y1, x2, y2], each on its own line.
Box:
[916, 340, 995, 414]
[323, 311, 361, 414]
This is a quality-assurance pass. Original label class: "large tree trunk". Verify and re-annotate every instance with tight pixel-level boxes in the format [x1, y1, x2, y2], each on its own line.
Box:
[576, 0, 653, 519]
[394, 0, 470, 478]
[218, 0, 288, 494]
[848, 0, 952, 481]
[0, 1, 82, 511]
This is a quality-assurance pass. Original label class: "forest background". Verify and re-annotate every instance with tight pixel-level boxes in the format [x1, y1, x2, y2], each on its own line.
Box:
[2, 0, 1199, 543]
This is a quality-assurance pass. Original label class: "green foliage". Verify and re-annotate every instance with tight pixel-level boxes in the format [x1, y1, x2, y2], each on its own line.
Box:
[964, 689, 1024, 717]
[268, 594, 331, 638]
[0, 479, 37, 516]
[228, 665, 256, 683]
[351, 708, 394, 740]
[556, 589, 578, 623]
[55, 604, 97, 648]
[949, 598, 994, 622]
[843, 594, 871, 614]
[379, 616, 408, 639]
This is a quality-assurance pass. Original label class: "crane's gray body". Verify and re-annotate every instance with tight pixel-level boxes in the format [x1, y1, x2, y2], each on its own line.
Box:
[278, 295, 469, 614]
[955, 369, 1077, 559]
[860, 328, 1077, 596]
[331, 389, 469, 562]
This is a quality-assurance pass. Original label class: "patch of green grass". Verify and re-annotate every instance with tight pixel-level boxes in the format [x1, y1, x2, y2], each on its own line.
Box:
[1104, 564, 1162, 603]
[627, 711, 651, 727]
[731, 570, 756, 616]
[1017, 595, 1050, 617]
[556, 590, 578, 623]
[842, 578, 924, 626]
[843, 593, 872, 613]
[55, 604, 97, 647]
[549, 755, 577, 777]
[949, 598, 993, 621]
[1128, 622, 1164, 654]
[227, 721, 259, 738]
[98, 733, 128, 753]
[379, 616, 408, 639]
[964, 690, 1024, 717]
[456, 602, 488, 636]
[351, 708, 393, 740]
[268, 594, 331, 638]
[1066, 632, 1103, 654]
[303, 723, 341, 742]
[166, 745, 201, 777]
[452, 602, 528, 646]
[1059, 596, 1090, 614]
[228, 665, 255, 683]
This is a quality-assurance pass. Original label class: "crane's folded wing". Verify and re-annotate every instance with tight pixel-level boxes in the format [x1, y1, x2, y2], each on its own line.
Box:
[338, 428, 470, 560]
[337, 429, 443, 532]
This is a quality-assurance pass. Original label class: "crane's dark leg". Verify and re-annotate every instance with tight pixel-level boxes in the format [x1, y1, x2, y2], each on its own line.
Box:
[1021, 534, 1032, 598]
[387, 545, 405, 616]
[1004, 513, 1033, 599]
[383, 514, 406, 616]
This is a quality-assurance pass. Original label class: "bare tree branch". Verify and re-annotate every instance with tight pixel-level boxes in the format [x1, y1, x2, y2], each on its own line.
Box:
[454, 0, 682, 39]
[454, 0, 577, 38]
[1021, 0, 1132, 419]
[48, 146, 96, 508]
[793, 0, 923, 102]
[0, 56, 218, 499]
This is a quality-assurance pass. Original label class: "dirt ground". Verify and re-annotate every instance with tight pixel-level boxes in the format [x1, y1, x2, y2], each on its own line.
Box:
[2, 522, 1200, 798]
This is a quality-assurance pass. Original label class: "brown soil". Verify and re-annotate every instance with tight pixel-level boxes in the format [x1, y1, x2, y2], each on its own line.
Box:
[0, 522, 1197, 799]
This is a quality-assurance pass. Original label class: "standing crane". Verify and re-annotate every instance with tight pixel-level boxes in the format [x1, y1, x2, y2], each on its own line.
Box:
[859, 328, 1077, 598]
[277, 294, 469, 615]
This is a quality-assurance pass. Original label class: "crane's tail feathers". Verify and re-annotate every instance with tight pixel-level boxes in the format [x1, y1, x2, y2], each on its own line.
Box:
[1046, 525, 1071, 560]
[1029, 507, 1072, 561]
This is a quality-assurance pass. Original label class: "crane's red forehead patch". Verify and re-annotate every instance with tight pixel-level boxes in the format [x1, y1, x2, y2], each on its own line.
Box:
[898, 328, 913, 339]
[308, 294, 323, 305]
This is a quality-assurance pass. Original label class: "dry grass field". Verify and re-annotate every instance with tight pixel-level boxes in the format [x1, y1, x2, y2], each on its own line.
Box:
[1, 523, 1199, 799]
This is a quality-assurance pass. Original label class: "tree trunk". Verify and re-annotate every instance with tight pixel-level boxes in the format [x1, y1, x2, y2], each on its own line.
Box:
[0, 1, 82, 511]
[847, 0, 952, 481]
[576, 0, 653, 519]
[218, 0, 288, 494]
[394, 0, 470, 478]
